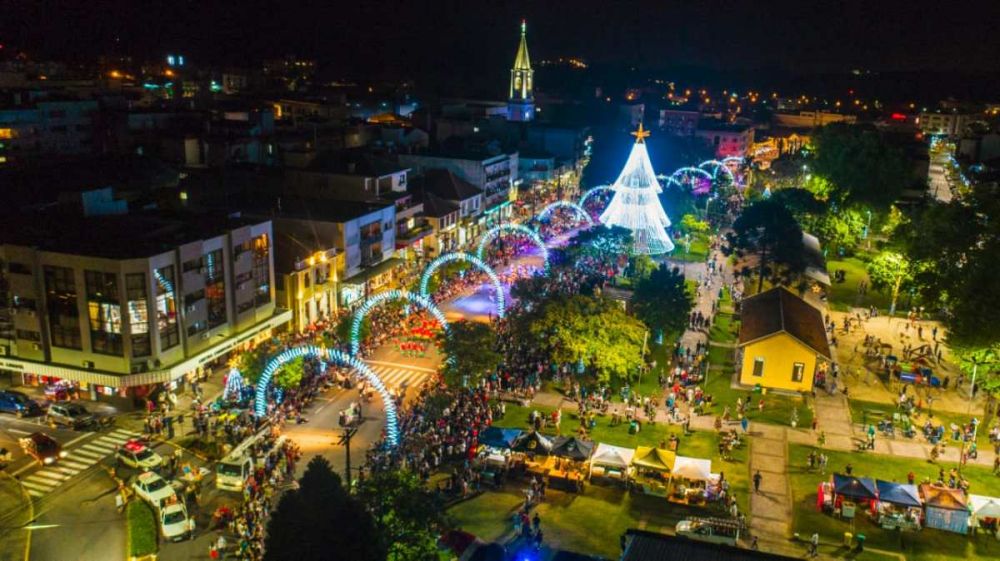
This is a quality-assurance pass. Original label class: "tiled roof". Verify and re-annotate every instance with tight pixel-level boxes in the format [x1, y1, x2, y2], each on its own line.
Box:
[738, 287, 831, 359]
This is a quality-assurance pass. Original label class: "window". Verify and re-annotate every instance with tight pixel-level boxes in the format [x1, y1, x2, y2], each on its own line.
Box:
[182, 258, 202, 273]
[15, 329, 40, 342]
[155, 266, 179, 351]
[126, 273, 150, 357]
[792, 362, 806, 383]
[752, 357, 765, 377]
[86, 270, 122, 355]
[204, 249, 227, 328]
[184, 289, 205, 308]
[187, 320, 207, 337]
[252, 235, 271, 307]
[8, 262, 30, 275]
[12, 296, 36, 311]
[44, 266, 81, 350]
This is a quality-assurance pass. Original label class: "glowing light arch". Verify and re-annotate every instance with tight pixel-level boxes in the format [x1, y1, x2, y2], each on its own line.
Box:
[698, 159, 736, 182]
[475, 224, 550, 273]
[578, 185, 616, 208]
[350, 290, 448, 356]
[252, 345, 399, 445]
[537, 200, 595, 227]
[722, 156, 744, 166]
[665, 166, 713, 187]
[419, 252, 505, 318]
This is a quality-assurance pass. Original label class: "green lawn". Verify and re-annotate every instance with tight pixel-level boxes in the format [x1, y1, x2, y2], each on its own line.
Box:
[709, 311, 738, 345]
[787, 444, 1000, 561]
[825, 256, 895, 313]
[848, 399, 991, 446]
[670, 232, 710, 263]
[126, 500, 158, 558]
[494, 403, 751, 513]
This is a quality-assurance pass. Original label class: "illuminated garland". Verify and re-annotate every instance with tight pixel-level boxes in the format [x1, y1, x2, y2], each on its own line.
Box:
[578, 185, 615, 208]
[537, 200, 595, 227]
[223, 368, 245, 401]
[349, 290, 448, 356]
[250, 345, 400, 446]
[475, 223, 550, 273]
[418, 252, 505, 318]
[697, 159, 736, 183]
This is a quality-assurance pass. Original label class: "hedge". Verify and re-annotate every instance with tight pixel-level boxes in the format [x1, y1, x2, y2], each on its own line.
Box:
[126, 500, 158, 558]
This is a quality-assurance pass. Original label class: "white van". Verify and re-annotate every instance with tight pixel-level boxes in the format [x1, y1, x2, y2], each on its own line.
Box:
[215, 426, 285, 491]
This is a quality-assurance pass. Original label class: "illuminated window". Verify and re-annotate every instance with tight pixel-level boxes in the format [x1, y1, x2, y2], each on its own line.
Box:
[0, 128, 13, 139]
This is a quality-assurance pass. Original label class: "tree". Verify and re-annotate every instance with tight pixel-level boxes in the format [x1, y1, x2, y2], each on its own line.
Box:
[235, 345, 270, 386]
[809, 208, 866, 256]
[724, 200, 807, 292]
[679, 214, 710, 235]
[866, 251, 912, 315]
[632, 265, 693, 337]
[526, 294, 646, 384]
[356, 470, 446, 561]
[810, 123, 912, 210]
[438, 320, 501, 388]
[274, 356, 305, 390]
[337, 312, 370, 343]
[264, 456, 386, 561]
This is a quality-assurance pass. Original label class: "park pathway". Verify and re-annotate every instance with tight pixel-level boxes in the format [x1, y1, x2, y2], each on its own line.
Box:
[748, 424, 795, 547]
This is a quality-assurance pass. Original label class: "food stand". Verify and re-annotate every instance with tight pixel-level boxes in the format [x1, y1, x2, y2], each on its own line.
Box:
[477, 427, 523, 471]
[512, 431, 554, 476]
[830, 474, 878, 520]
[875, 480, 922, 531]
[969, 495, 1000, 538]
[544, 437, 593, 492]
[669, 456, 712, 505]
[919, 484, 970, 534]
[587, 443, 635, 485]
[631, 446, 676, 497]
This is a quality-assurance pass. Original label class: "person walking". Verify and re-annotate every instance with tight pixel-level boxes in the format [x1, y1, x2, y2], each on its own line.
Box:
[753, 470, 762, 494]
[809, 533, 820, 557]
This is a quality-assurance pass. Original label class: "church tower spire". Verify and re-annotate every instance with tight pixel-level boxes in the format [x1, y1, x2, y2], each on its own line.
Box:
[507, 19, 535, 122]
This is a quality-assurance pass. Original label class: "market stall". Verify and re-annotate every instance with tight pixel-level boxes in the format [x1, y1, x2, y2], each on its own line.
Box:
[831, 474, 878, 519]
[476, 427, 523, 471]
[588, 443, 635, 484]
[512, 431, 554, 476]
[875, 480, 922, 531]
[631, 446, 675, 497]
[669, 456, 712, 505]
[544, 437, 593, 492]
[968, 494, 1000, 537]
[919, 484, 970, 534]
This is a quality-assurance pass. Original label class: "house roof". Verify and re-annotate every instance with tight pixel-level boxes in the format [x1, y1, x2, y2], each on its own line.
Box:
[413, 168, 483, 203]
[738, 287, 831, 359]
[422, 192, 460, 218]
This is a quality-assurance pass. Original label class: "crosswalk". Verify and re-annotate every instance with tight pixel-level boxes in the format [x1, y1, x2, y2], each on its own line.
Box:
[20, 429, 139, 499]
[364, 363, 435, 394]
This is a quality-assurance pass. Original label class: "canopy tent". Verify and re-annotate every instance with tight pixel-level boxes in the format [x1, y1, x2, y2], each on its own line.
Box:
[550, 437, 594, 461]
[632, 446, 676, 472]
[478, 427, 523, 450]
[833, 474, 878, 501]
[671, 456, 712, 481]
[512, 431, 554, 455]
[969, 495, 1000, 526]
[589, 443, 635, 469]
[920, 484, 970, 534]
[876, 480, 922, 508]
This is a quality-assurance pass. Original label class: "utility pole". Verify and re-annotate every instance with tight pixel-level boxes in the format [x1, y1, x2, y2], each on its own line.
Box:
[338, 426, 359, 489]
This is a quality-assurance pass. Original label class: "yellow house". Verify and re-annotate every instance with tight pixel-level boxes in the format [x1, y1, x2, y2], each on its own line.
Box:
[737, 287, 831, 392]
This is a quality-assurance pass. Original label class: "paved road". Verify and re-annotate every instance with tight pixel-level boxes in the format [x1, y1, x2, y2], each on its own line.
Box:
[928, 150, 954, 202]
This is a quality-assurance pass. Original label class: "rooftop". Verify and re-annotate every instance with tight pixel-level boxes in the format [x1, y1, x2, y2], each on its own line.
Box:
[414, 168, 483, 202]
[738, 286, 831, 359]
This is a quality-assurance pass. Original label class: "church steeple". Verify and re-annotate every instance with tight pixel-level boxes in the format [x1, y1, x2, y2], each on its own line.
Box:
[507, 19, 535, 122]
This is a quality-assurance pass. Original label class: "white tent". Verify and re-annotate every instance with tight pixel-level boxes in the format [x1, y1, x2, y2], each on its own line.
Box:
[969, 495, 1000, 526]
[671, 456, 712, 481]
[588, 443, 636, 480]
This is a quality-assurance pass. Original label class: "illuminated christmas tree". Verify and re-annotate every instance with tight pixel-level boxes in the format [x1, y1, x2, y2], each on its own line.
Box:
[599, 124, 675, 254]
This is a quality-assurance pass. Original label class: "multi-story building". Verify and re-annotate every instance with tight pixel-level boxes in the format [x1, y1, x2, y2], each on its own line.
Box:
[273, 237, 345, 333]
[411, 169, 485, 250]
[0, 211, 288, 403]
[695, 120, 755, 159]
[659, 108, 701, 136]
[0, 93, 100, 165]
[918, 111, 973, 137]
[771, 111, 856, 129]
[399, 150, 515, 223]
[421, 194, 462, 257]
[285, 152, 410, 201]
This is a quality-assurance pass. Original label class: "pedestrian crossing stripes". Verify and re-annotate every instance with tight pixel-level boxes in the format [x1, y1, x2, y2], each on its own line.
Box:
[19, 429, 139, 500]
[363, 364, 435, 393]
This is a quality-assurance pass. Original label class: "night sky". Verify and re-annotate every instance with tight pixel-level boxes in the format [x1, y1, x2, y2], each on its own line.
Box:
[3, 0, 999, 77]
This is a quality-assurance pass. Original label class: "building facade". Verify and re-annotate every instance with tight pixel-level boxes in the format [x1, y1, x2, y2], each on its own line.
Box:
[507, 21, 535, 122]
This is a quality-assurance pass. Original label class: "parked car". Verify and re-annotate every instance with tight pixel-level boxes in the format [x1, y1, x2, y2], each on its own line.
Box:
[159, 502, 195, 541]
[116, 440, 163, 470]
[132, 471, 177, 509]
[0, 390, 42, 418]
[675, 518, 740, 546]
[46, 402, 95, 429]
[19, 432, 66, 465]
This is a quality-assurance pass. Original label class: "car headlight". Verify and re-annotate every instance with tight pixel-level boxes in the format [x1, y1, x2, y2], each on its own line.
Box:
[44, 457, 55, 464]
[59, 451, 68, 458]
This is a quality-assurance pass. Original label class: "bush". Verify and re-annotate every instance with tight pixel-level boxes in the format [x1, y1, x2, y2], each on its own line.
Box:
[126, 500, 158, 557]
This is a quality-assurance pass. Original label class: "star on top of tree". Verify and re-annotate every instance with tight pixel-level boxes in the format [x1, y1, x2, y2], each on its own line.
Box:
[631, 122, 651, 144]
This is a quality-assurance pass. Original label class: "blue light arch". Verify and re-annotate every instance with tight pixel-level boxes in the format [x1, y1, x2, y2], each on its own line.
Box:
[578, 185, 615, 208]
[252, 346, 399, 446]
[697, 159, 736, 182]
[418, 252, 505, 318]
[349, 290, 448, 356]
[475, 223, 550, 273]
[537, 200, 595, 227]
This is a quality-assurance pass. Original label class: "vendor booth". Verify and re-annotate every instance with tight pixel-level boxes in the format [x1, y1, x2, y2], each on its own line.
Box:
[831, 474, 878, 519]
[588, 443, 635, 484]
[477, 427, 523, 471]
[968, 495, 1000, 537]
[513, 431, 554, 476]
[919, 484, 970, 534]
[875, 480, 922, 531]
[669, 456, 713, 505]
[631, 446, 676, 497]
[543, 437, 593, 492]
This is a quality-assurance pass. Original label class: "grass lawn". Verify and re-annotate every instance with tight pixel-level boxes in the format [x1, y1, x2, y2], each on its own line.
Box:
[709, 310, 738, 345]
[493, 404, 751, 513]
[787, 444, 1000, 561]
[669, 232, 710, 263]
[848, 399, 991, 446]
[826, 256, 895, 313]
[126, 500, 158, 558]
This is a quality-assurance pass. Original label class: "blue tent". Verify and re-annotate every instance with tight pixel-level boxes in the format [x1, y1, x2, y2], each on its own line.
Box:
[833, 474, 878, 501]
[478, 427, 523, 449]
[876, 480, 922, 507]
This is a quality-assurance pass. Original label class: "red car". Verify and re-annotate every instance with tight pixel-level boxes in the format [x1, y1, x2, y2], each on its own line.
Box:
[19, 432, 66, 465]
